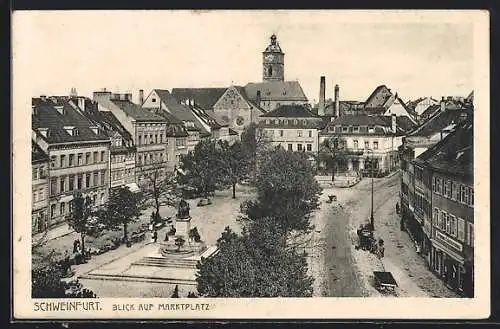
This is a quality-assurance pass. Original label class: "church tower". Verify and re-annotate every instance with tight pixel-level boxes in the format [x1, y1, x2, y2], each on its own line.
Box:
[262, 34, 285, 82]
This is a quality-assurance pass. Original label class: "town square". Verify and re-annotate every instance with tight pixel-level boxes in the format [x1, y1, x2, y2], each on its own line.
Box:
[20, 11, 478, 301]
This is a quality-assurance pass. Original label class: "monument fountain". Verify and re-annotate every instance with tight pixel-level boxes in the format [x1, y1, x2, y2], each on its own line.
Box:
[80, 199, 219, 289]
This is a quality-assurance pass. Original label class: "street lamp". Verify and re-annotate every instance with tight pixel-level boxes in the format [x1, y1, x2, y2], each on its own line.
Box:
[366, 149, 375, 231]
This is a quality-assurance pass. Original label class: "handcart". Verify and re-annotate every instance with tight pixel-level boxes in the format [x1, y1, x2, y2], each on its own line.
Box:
[373, 271, 398, 295]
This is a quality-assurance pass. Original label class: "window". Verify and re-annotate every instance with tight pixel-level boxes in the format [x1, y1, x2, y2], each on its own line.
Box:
[467, 222, 474, 246]
[433, 208, 439, 227]
[444, 180, 452, 198]
[100, 170, 105, 185]
[458, 218, 465, 242]
[69, 175, 74, 191]
[50, 156, 57, 168]
[86, 173, 91, 187]
[138, 135, 142, 145]
[294, 119, 298, 125]
[77, 175, 82, 190]
[50, 204, 56, 218]
[368, 126, 375, 133]
[265, 119, 270, 125]
[342, 127, 348, 133]
[353, 126, 359, 133]
[451, 181, 458, 200]
[284, 119, 288, 125]
[159, 134, 163, 144]
[450, 215, 456, 237]
[152, 98, 156, 103]
[77, 153, 83, 166]
[74, 128, 79, 136]
[470, 188, 474, 206]
[288, 144, 293, 151]
[85, 152, 91, 164]
[38, 188, 44, 201]
[365, 141, 369, 149]
[274, 119, 279, 125]
[50, 178, 57, 195]
[32, 168, 38, 180]
[150, 134, 154, 144]
[93, 172, 98, 186]
[434, 177, 443, 194]
[100, 151, 105, 162]
[138, 155, 142, 165]
[353, 140, 358, 149]
[373, 141, 378, 150]
[155, 134, 158, 144]
[440, 210, 446, 230]
[306, 144, 312, 151]
[297, 130, 302, 137]
[297, 144, 303, 151]
[279, 130, 284, 137]
[91, 152, 97, 164]
[59, 177, 65, 192]
[60, 155, 66, 167]
[60, 202, 66, 215]
[308, 130, 312, 138]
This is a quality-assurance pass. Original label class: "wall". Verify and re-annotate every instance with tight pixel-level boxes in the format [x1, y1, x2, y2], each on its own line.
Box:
[32, 161, 50, 233]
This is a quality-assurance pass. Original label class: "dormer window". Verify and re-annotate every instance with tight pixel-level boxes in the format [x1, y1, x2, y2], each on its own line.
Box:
[284, 119, 288, 125]
[64, 126, 75, 136]
[353, 126, 359, 133]
[294, 119, 298, 125]
[90, 126, 99, 135]
[368, 126, 375, 133]
[55, 106, 65, 115]
[38, 128, 49, 138]
[74, 128, 79, 136]
[342, 126, 349, 133]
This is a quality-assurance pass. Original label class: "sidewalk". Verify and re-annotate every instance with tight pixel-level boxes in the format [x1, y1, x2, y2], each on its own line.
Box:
[33, 223, 74, 243]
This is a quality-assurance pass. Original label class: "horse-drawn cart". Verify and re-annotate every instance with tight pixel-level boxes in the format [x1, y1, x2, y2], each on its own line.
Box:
[373, 271, 398, 295]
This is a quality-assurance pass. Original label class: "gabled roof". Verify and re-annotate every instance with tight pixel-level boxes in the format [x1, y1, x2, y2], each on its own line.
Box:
[232, 86, 266, 113]
[189, 104, 223, 129]
[111, 99, 165, 122]
[32, 141, 49, 163]
[414, 119, 473, 180]
[151, 89, 200, 125]
[171, 88, 227, 111]
[244, 81, 308, 102]
[364, 85, 393, 108]
[408, 109, 471, 138]
[420, 104, 441, 119]
[32, 97, 110, 144]
[260, 104, 319, 118]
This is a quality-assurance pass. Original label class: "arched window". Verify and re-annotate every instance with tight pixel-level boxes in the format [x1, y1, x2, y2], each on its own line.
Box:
[268, 66, 273, 76]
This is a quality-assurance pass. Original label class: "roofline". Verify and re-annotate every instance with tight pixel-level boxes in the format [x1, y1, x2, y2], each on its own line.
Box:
[47, 139, 111, 147]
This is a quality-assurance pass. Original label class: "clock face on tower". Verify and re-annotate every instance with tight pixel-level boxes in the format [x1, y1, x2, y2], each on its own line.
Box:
[264, 54, 275, 62]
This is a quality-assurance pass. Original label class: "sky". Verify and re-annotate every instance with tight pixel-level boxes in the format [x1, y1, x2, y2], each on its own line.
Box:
[13, 10, 477, 104]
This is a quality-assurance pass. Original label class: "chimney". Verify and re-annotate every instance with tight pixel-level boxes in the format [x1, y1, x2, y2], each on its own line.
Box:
[78, 97, 85, 111]
[256, 90, 261, 107]
[441, 96, 446, 112]
[40, 95, 47, 101]
[318, 76, 326, 116]
[139, 89, 144, 105]
[334, 84, 340, 117]
[391, 114, 397, 133]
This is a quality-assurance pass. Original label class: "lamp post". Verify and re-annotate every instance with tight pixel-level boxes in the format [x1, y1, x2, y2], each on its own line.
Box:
[366, 149, 375, 231]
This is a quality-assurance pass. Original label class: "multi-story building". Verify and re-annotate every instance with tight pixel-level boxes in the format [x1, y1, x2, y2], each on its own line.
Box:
[409, 119, 474, 297]
[93, 90, 169, 187]
[74, 97, 138, 191]
[399, 98, 473, 258]
[142, 89, 205, 150]
[257, 104, 325, 153]
[320, 114, 416, 175]
[32, 96, 111, 228]
[32, 141, 50, 234]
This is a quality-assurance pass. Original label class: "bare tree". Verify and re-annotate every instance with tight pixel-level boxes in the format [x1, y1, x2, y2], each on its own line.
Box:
[318, 136, 347, 182]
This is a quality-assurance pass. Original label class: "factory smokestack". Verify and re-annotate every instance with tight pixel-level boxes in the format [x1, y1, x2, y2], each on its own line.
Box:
[334, 84, 340, 117]
[318, 76, 326, 116]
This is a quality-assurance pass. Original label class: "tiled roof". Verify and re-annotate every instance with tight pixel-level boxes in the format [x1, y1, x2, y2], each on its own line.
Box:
[171, 88, 227, 111]
[32, 97, 110, 144]
[233, 86, 266, 113]
[420, 104, 441, 119]
[244, 81, 308, 102]
[111, 99, 165, 122]
[260, 104, 318, 118]
[415, 119, 473, 180]
[152, 89, 201, 125]
[189, 104, 223, 129]
[32, 141, 49, 163]
[409, 109, 471, 137]
[165, 123, 189, 138]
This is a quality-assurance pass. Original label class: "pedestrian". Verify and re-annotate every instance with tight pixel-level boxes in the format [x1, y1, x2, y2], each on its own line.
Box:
[73, 239, 80, 254]
[153, 230, 158, 243]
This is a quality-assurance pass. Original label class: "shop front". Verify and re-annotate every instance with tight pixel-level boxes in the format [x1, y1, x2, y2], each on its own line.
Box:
[430, 238, 469, 296]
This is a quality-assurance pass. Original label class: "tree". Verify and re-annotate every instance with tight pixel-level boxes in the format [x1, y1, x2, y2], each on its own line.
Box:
[177, 139, 225, 199]
[67, 193, 98, 254]
[240, 122, 270, 182]
[318, 136, 347, 181]
[217, 140, 249, 198]
[32, 260, 97, 298]
[104, 186, 141, 244]
[139, 161, 178, 222]
[243, 149, 322, 233]
[196, 223, 313, 297]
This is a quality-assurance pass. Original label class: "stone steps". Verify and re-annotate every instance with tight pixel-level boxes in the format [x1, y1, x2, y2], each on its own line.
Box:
[80, 272, 197, 286]
[132, 256, 199, 269]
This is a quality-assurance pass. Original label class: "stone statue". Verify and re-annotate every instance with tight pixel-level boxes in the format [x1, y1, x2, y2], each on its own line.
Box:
[177, 199, 190, 219]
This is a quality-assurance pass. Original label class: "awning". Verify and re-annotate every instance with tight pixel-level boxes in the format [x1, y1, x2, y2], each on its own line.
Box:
[125, 183, 141, 193]
[60, 195, 74, 203]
